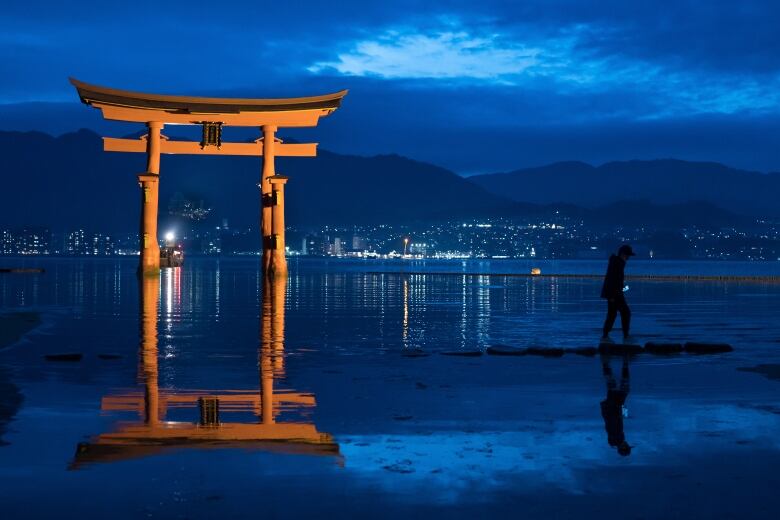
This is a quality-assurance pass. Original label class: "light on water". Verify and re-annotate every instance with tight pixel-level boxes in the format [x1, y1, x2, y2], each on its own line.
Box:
[1, 258, 779, 518]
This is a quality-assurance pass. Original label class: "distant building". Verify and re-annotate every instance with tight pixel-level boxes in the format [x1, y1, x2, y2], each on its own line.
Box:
[303, 235, 325, 256]
[332, 237, 343, 256]
[409, 242, 430, 256]
[90, 233, 114, 255]
[0, 229, 12, 255]
[352, 235, 368, 250]
[65, 230, 114, 255]
[66, 229, 87, 255]
[10, 227, 50, 255]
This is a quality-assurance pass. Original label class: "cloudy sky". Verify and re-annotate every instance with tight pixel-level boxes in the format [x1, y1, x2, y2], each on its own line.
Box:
[1, 0, 779, 173]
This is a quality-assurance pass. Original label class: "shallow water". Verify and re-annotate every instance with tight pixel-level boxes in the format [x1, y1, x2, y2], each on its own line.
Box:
[0, 258, 779, 518]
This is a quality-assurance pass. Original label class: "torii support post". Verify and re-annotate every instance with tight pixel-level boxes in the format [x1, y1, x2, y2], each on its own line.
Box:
[268, 175, 289, 278]
[138, 121, 163, 275]
[261, 125, 276, 275]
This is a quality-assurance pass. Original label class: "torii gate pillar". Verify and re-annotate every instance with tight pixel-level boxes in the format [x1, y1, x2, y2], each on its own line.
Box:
[268, 175, 289, 277]
[261, 124, 276, 275]
[138, 121, 163, 275]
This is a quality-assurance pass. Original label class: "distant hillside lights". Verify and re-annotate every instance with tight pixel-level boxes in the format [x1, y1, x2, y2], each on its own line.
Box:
[168, 192, 211, 221]
[66, 230, 114, 256]
[0, 228, 136, 256]
[3, 215, 779, 260]
[0, 227, 51, 255]
[408, 242, 429, 256]
[0, 229, 12, 255]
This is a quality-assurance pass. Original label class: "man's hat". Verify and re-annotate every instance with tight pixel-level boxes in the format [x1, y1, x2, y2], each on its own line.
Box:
[618, 244, 636, 257]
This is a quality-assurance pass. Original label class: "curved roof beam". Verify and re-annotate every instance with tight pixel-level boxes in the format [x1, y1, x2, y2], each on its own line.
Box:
[70, 78, 348, 114]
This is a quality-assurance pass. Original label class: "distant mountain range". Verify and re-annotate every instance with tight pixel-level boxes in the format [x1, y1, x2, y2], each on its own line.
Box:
[468, 160, 780, 218]
[0, 129, 522, 231]
[0, 129, 760, 232]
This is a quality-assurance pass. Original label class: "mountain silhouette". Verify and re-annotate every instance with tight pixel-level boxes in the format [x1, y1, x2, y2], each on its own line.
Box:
[0, 129, 521, 232]
[469, 159, 780, 217]
[0, 130, 755, 234]
[578, 199, 749, 228]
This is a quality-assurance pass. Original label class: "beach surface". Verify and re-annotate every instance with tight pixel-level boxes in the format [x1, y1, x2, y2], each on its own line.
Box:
[0, 257, 778, 518]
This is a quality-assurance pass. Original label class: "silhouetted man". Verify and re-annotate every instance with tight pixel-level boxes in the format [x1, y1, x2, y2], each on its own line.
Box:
[601, 244, 635, 343]
[600, 353, 632, 457]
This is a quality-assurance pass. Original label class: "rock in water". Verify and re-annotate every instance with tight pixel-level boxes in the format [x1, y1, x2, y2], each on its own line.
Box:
[486, 345, 527, 356]
[440, 350, 483, 357]
[45, 353, 83, 362]
[401, 350, 429, 358]
[565, 347, 599, 356]
[599, 343, 643, 355]
[525, 347, 565, 357]
[684, 342, 733, 353]
[644, 342, 684, 354]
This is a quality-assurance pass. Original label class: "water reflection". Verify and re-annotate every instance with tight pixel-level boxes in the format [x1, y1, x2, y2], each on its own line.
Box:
[72, 272, 339, 467]
[600, 353, 632, 456]
[2, 260, 780, 516]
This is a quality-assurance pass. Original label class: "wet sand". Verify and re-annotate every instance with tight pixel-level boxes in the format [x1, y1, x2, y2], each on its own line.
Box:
[0, 312, 40, 349]
[1, 258, 779, 518]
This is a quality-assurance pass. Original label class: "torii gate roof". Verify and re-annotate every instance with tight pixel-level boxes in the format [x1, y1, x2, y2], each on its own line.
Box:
[70, 78, 348, 127]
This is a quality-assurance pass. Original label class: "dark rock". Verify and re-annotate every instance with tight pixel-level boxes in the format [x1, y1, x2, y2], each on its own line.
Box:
[97, 353, 122, 360]
[402, 350, 429, 358]
[525, 347, 565, 357]
[440, 350, 483, 357]
[383, 462, 415, 474]
[566, 347, 599, 356]
[44, 353, 83, 362]
[684, 342, 733, 354]
[598, 343, 643, 355]
[644, 342, 684, 354]
[486, 345, 527, 356]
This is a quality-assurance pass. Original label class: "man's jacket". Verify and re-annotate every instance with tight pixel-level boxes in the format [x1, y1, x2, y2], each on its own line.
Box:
[600, 254, 625, 299]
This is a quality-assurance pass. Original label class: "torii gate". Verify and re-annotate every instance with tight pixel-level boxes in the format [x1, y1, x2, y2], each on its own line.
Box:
[70, 78, 347, 277]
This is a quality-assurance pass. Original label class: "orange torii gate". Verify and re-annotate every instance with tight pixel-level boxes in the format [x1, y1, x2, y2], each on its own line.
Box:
[70, 78, 347, 276]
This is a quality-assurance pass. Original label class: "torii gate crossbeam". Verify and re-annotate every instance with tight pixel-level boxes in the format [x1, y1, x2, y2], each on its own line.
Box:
[70, 78, 347, 277]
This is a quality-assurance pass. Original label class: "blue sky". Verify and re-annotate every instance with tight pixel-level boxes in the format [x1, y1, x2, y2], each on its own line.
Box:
[1, 0, 779, 173]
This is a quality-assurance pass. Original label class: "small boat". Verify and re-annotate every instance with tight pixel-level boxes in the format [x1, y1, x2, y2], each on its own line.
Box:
[160, 245, 184, 268]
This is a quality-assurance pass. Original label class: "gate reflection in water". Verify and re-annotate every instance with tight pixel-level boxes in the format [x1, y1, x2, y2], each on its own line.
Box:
[72, 272, 340, 467]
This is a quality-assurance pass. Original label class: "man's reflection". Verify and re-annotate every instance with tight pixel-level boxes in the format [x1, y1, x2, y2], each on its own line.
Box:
[72, 272, 339, 467]
[600, 353, 632, 457]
